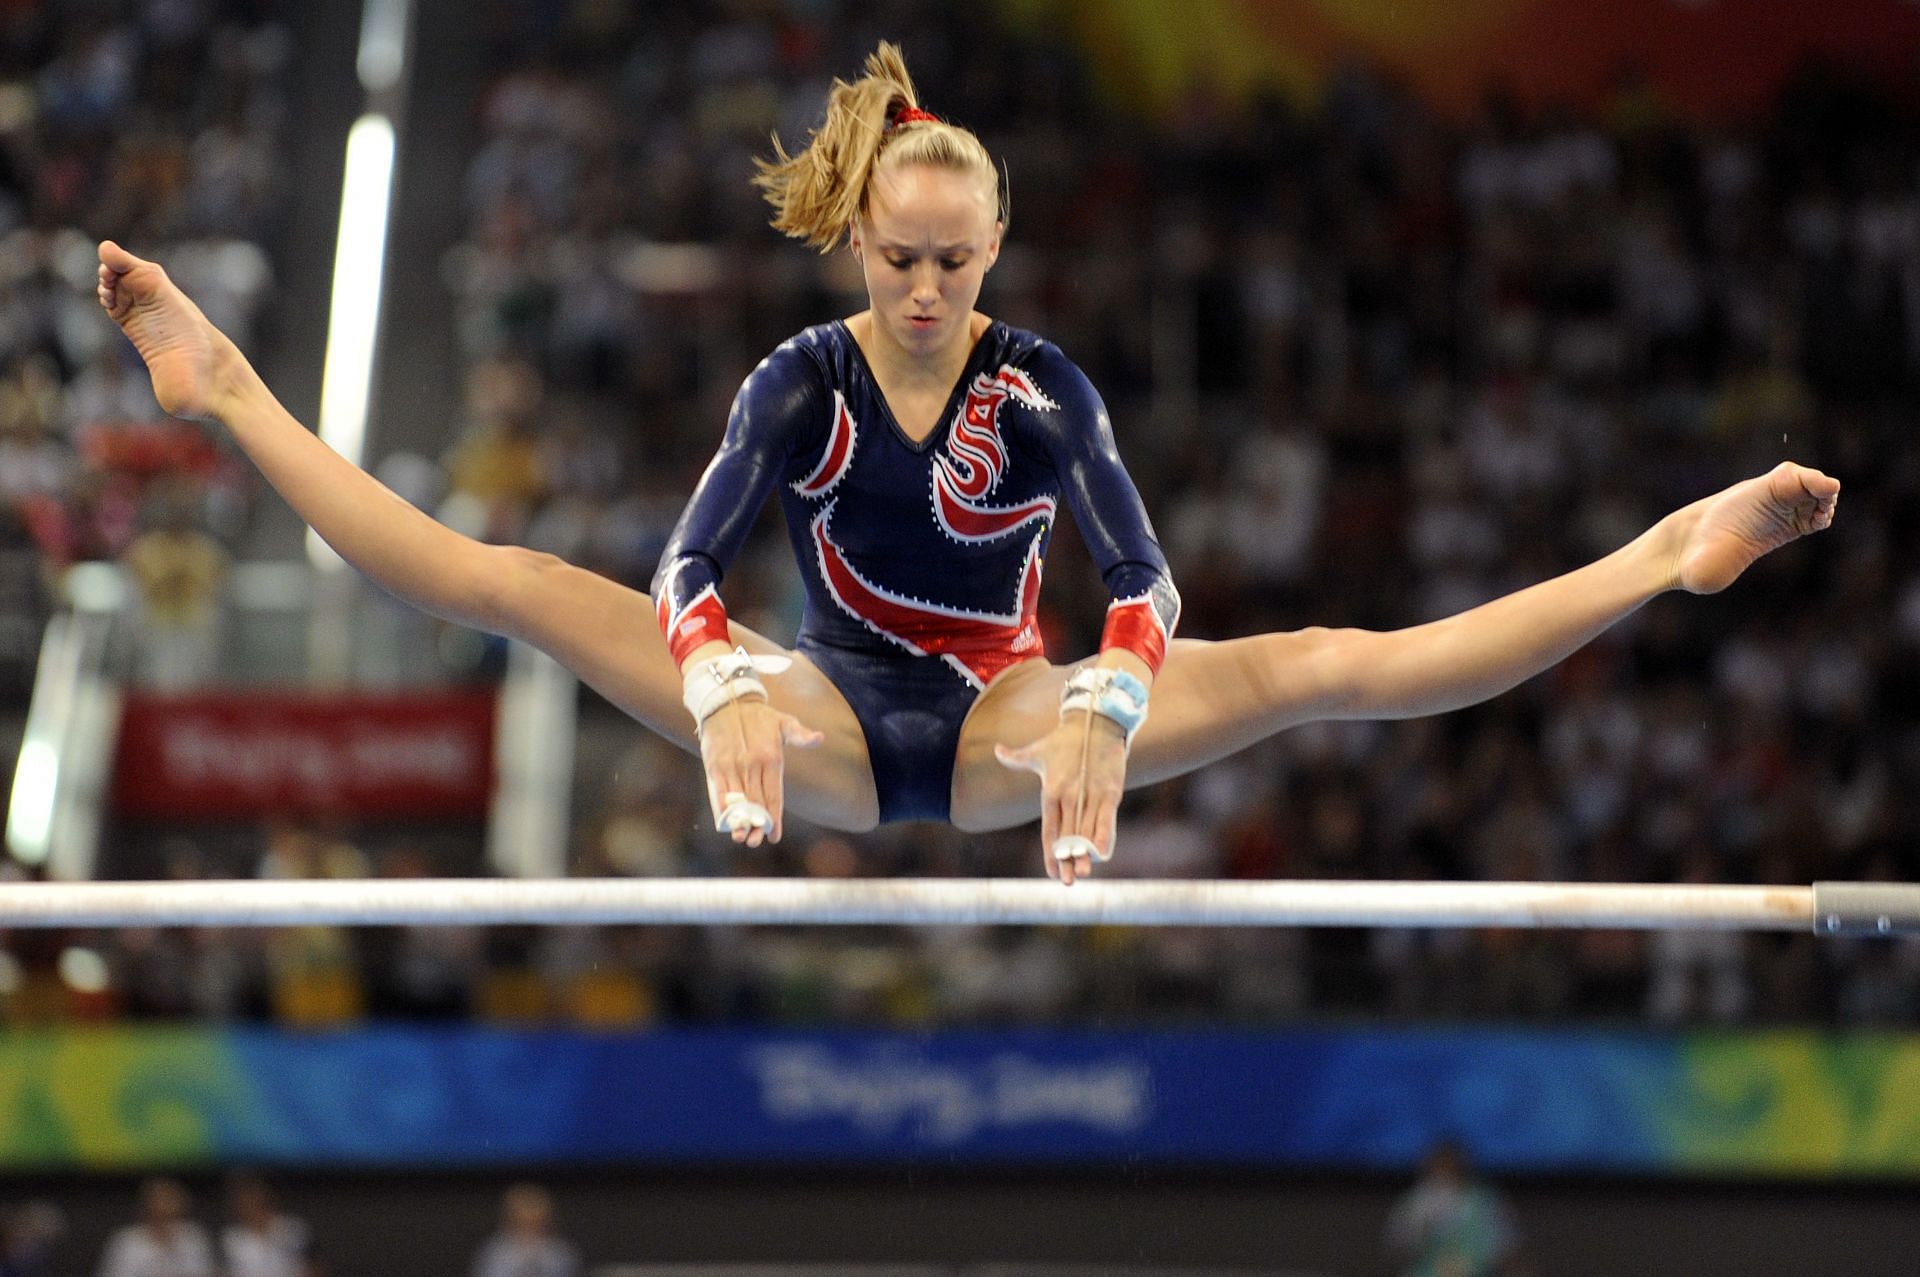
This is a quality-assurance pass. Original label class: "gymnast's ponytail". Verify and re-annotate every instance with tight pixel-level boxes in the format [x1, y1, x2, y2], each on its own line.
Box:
[754, 42, 1002, 252]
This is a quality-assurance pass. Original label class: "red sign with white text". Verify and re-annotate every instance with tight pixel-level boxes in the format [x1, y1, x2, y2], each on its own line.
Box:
[112, 691, 497, 820]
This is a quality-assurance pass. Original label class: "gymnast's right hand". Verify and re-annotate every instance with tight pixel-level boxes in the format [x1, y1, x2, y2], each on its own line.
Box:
[97, 240, 244, 423]
[697, 696, 823, 848]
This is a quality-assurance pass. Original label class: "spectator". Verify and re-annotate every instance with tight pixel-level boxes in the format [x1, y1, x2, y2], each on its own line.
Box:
[0, 1200, 64, 1277]
[1384, 1141, 1524, 1277]
[96, 1179, 214, 1277]
[0, 503, 49, 703]
[122, 481, 227, 690]
[1646, 850, 1750, 1024]
[219, 1175, 309, 1277]
[469, 1183, 579, 1277]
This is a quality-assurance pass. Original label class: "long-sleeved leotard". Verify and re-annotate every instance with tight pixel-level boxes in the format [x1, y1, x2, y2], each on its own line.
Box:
[654, 320, 1180, 821]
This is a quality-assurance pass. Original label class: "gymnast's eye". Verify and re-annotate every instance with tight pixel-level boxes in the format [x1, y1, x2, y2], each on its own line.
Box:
[884, 256, 912, 271]
[940, 257, 968, 272]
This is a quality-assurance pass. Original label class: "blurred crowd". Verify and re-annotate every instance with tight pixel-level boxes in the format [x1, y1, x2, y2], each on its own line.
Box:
[0, 1175, 578, 1277]
[414, 0, 1920, 1029]
[4, 0, 1920, 1031]
[0, 1, 286, 700]
[0, 1158, 1513, 1277]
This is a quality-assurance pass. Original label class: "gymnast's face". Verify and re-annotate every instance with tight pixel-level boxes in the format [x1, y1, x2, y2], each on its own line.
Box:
[852, 162, 1001, 358]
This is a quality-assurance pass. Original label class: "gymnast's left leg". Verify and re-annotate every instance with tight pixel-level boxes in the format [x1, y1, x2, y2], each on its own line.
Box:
[951, 462, 1839, 845]
[949, 628, 1348, 832]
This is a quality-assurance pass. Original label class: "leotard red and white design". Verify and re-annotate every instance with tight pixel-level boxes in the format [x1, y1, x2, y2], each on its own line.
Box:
[653, 320, 1180, 820]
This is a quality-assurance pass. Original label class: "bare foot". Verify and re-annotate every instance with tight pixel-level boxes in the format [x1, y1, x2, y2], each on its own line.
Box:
[97, 241, 239, 422]
[1672, 462, 1841, 595]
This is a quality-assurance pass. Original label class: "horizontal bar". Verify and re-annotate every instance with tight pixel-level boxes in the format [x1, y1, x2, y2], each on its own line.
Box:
[0, 878, 1848, 931]
[1811, 881, 1920, 936]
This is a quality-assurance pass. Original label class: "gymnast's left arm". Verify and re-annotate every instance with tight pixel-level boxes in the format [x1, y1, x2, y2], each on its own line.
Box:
[995, 352, 1180, 883]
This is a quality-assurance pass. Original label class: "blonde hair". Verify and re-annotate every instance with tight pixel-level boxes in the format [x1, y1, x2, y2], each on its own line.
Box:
[754, 42, 1002, 252]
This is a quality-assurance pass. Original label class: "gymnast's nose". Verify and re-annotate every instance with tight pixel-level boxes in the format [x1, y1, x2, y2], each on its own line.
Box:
[910, 261, 943, 305]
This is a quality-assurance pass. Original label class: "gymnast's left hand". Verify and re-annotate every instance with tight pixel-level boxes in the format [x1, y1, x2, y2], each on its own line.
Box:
[994, 712, 1128, 886]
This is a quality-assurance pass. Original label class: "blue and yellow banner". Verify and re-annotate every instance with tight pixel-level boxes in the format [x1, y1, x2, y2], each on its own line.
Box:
[3, 1026, 1919, 1176]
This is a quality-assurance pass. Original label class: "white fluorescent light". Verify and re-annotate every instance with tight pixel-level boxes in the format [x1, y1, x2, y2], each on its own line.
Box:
[6, 739, 60, 863]
[311, 111, 397, 569]
[357, 0, 410, 93]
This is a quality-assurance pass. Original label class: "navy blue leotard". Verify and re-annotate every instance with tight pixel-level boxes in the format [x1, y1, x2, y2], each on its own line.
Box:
[655, 320, 1180, 823]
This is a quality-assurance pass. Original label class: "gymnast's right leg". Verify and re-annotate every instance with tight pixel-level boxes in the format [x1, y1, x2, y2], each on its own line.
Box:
[490, 553, 882, 832]
[97, 240, 883, 835]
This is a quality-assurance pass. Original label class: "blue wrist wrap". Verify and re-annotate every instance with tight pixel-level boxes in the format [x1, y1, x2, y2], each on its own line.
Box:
[1060, 666, 1151, 748]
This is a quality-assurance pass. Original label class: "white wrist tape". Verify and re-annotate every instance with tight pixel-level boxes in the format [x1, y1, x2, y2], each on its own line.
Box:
[719, 790, 772, 835]
[1052, 834, 1110, 863]
[682, 646, 793, 730]
[1060, 666, 1151, 748]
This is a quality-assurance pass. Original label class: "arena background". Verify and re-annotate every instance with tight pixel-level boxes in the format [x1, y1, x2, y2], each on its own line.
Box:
[1, 0, 1918, 1272]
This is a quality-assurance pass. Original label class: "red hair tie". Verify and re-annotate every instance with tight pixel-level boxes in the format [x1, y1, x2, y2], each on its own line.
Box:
[890, 106, 941, 130]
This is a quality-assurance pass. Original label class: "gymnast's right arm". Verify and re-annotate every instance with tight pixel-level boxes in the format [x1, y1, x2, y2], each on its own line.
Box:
[653, 344, 827, 843]
[651, 343, 823, 671]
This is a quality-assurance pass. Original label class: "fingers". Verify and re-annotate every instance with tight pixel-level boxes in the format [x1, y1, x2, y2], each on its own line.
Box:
[718, 789, 772, 842]
[1052, 795, 1098, 886]
[764, 714, 826, 843]
[1039, 787, 1062, 883]
[996, 740, 1069, 882]
[751, 756, 779, 843]
[1003, 724, 1126, 886]
[1070, 713, 1105, 885]
[703, 769, 734, 837]
[703, 760, 759, 846]
[1052, 835, 1097, 885]
[704, 703, 820, 847]
[702, 711, 764, 848]
[1054, 775, 1092, 885]
[1092, 801, 1117, 863]
[780, 715, 825, 750]
[724, 705, 761, 848]
[995, 740, 1044, 775]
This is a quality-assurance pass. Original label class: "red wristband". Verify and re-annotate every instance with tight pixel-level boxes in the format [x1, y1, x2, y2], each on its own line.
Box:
[1100, 594, 1170, 677]
[658, 585, 732, 667]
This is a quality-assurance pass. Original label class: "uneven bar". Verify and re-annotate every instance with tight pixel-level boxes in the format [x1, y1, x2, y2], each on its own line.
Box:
[0, 877, 1865, 931]
[1811, 881, 1920, 936]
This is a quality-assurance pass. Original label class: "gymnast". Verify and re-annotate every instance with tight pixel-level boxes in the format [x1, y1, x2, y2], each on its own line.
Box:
[95, 43, 1838, 884]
